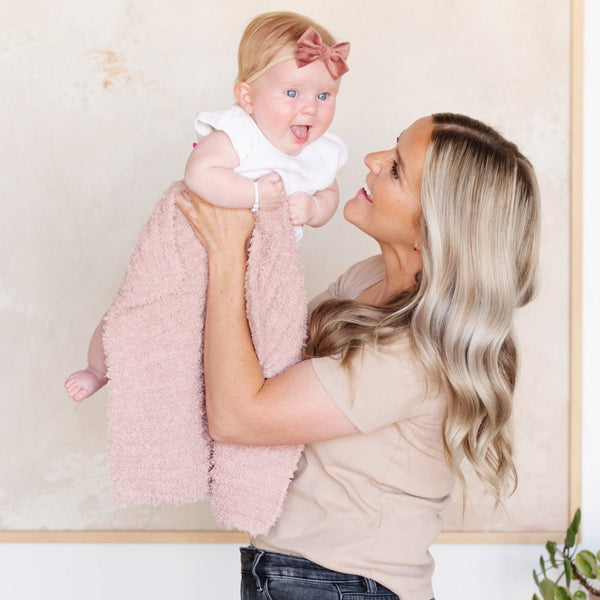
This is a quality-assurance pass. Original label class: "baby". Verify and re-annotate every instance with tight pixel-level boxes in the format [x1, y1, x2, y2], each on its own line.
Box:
[65, 12, 349, 403]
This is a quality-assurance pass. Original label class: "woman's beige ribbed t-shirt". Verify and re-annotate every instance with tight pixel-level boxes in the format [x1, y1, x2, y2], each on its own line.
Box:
[253, 256, 453, 600]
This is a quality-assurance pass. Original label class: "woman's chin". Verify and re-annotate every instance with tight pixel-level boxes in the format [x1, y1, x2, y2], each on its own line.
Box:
[342, 200, 354, 224]
[343, 196, 366, 226]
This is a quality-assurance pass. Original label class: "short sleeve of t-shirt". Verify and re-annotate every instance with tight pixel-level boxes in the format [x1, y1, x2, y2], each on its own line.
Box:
[194, 106, 257, 163]
[310, 335, 429, 434]
[308, 255, 387, 313]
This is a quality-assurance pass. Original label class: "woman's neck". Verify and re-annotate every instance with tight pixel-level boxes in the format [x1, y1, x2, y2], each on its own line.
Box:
[360, 244, 421, 306]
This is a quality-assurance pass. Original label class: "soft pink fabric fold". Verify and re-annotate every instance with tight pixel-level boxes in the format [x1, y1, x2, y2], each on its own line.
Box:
[103, 181, 306, 535]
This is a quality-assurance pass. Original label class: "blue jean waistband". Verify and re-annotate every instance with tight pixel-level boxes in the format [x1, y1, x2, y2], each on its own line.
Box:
[240, 546, 396, 594]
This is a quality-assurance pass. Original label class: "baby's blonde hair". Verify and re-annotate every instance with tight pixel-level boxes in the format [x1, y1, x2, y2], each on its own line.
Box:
[235, 12, 337, 86]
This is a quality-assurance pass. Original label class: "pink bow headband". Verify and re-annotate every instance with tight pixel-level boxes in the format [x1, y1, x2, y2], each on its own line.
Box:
[245, 27, 350, 84]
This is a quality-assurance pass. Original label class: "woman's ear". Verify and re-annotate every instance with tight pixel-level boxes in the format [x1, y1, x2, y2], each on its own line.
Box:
[235, 82, 254, 115]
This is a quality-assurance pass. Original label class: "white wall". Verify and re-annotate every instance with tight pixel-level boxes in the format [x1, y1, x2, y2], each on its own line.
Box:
[0, 2, 598, 599]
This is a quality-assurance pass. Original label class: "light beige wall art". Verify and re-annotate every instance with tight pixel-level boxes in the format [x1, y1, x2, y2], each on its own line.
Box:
[0, 0, 580, 543]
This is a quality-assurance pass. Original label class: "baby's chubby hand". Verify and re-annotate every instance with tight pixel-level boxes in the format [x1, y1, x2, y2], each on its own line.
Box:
[256, 173, 285, 210]
[287, 191, 315, 226]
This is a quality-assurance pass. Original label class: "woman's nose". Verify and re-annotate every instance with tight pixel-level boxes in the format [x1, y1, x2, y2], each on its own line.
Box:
[365, 151, 385, 174]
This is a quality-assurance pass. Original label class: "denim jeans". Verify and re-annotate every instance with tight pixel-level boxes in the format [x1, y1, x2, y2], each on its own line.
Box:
[240, 546, 434, 600]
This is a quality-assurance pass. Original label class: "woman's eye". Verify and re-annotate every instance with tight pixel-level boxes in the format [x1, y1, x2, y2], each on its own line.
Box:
[317, 92, 328, 101]
[286, 90, 297, 98]
[390, 160, 399, 178]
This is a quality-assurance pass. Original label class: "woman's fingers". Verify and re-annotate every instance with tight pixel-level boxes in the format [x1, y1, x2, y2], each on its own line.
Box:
[176, 191, 216, 244]
[176, 190, 254, 254]
[175, 191, 194, 220]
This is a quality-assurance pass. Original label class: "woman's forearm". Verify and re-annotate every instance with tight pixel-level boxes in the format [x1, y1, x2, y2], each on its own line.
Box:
[203, 249, 265, 440]
[176, 191, 357, 446]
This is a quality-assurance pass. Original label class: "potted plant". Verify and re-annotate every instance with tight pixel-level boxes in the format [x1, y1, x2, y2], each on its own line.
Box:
[532, 509, 600, 599]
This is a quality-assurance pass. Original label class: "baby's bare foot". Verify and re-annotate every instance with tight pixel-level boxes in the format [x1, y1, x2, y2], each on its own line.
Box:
[65, 369, 107, 402]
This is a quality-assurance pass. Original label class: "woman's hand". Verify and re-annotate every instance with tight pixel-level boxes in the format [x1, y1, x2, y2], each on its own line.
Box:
[176, 188, 255, 258]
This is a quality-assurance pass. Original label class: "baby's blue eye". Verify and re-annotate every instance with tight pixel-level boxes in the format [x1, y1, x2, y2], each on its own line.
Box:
[317, 92, 328, 101]
[286, 90, 297, 98]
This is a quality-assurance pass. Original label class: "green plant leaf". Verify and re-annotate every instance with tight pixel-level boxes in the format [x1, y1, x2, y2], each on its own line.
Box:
[573, 591, 587, 600]
[540, 555, 548, 577]
[532, 594, 541, 600]
[579, 550, 598, 567]
[575, 551, 597, 579]
[534, 568, 541, 589]
[569, 509, 581, 535]
[565, 559, 573, 587]
[547, 541, 558, 568]
[556, 586, 574, 600]
[566, 528, 576, 549]
[540, 578, 557, 600]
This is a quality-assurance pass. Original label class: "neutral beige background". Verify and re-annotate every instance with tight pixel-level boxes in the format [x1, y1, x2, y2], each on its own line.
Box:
[0, 0, 571, 533]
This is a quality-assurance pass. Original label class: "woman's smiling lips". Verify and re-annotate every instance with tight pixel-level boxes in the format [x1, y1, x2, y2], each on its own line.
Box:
[360, 181, 373, 203]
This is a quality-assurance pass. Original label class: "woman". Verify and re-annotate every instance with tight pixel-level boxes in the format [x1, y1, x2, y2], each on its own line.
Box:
[177, 113, 540, 600]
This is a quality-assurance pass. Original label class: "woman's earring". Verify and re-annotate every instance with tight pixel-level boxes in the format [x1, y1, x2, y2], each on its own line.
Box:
[413, 241, 420, 251]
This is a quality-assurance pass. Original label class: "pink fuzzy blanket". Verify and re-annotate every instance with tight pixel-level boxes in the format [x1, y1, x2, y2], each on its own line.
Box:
[103, 181, 306, 535]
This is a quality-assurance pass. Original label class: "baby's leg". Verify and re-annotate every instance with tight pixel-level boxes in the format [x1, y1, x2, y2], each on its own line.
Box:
[65, 320, 108, 402]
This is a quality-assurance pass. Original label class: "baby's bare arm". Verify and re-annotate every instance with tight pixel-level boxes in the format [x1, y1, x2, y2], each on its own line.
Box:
[184, 131, 284, 209]
[184, 131, 251, 208]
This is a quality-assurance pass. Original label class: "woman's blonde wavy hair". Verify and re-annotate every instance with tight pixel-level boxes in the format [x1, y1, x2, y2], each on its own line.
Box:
[235, 12, 337, 86]
[306, 113, 541, 506]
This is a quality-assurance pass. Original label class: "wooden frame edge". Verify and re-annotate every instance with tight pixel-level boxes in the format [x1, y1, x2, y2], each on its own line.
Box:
[0, 530, 566, 545]
[0, 531, 250, 544]
[568, 0, 584, 526]
[437, 531, 568, 545]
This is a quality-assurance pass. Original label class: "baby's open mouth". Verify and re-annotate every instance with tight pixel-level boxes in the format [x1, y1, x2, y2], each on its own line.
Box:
[290, 125, 311, 143]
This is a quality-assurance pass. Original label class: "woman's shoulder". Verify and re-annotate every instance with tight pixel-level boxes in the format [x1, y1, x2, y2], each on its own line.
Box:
[311, 332, 445, 431]
[308, 255, 385, 311]
[335, 255, 387, 298]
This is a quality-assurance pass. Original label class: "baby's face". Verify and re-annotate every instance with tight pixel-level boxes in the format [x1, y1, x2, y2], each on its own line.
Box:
[245, 51, 341, 155]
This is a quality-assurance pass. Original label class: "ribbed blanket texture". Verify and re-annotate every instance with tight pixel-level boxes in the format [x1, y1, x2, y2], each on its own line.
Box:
[103, 180, 306, 535]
